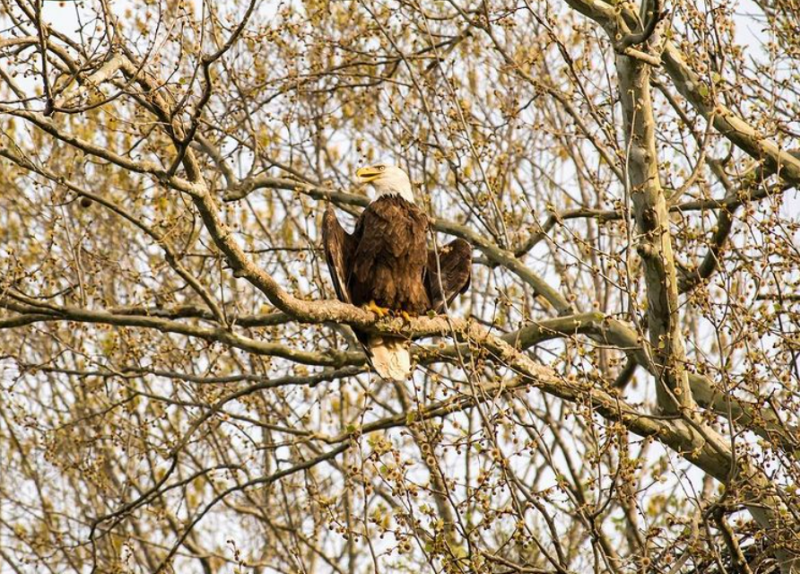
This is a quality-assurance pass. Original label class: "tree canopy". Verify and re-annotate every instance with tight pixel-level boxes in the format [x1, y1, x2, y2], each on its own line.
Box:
[1, 0, 799, 572]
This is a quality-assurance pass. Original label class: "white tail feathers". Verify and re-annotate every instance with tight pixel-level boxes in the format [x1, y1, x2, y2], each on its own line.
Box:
[368, 336, 411, 380]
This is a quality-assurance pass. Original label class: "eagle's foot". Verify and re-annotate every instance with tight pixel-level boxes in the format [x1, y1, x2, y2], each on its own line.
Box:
[365, 300, 390, 318]
[399, 311, 414, 323]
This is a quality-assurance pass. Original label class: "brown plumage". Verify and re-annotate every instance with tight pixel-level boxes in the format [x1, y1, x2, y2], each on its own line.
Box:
[322, 195, 471, 380]
[349, 196, 431, 313]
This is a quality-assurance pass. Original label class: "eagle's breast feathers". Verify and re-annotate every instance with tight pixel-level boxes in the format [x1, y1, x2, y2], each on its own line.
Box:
[349, 196, 431, 314]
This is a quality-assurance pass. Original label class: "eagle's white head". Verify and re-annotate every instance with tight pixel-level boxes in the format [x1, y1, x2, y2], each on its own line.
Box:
[356, 164, 415, 204]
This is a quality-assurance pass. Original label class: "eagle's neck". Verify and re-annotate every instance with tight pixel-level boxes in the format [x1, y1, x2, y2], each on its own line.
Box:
[373, 186, 415, 204]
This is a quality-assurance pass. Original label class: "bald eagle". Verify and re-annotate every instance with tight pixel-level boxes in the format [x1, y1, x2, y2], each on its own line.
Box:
[322, 165, 472, 380]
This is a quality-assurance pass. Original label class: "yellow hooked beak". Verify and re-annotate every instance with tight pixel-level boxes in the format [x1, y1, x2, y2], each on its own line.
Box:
[356, 166, 384, 182]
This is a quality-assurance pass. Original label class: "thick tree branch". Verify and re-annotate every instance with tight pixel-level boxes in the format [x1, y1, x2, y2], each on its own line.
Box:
[616, 50, 694, 414]
[0, 295, 361, 367]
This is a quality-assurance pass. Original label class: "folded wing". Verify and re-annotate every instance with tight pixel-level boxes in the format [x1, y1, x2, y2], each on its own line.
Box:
[322, 204, 357, 303]
[426, 239, 472, 313]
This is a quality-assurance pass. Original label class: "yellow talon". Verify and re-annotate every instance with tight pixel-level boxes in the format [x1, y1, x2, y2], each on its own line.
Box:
[400, 311, 413, 322]
[365, 300, 390, 318]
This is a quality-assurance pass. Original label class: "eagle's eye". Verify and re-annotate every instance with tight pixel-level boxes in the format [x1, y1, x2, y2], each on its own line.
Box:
[378, 165, 386, 171]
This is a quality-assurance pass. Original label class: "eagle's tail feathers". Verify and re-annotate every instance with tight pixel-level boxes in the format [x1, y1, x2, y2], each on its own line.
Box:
[367, 336, 411, 381]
